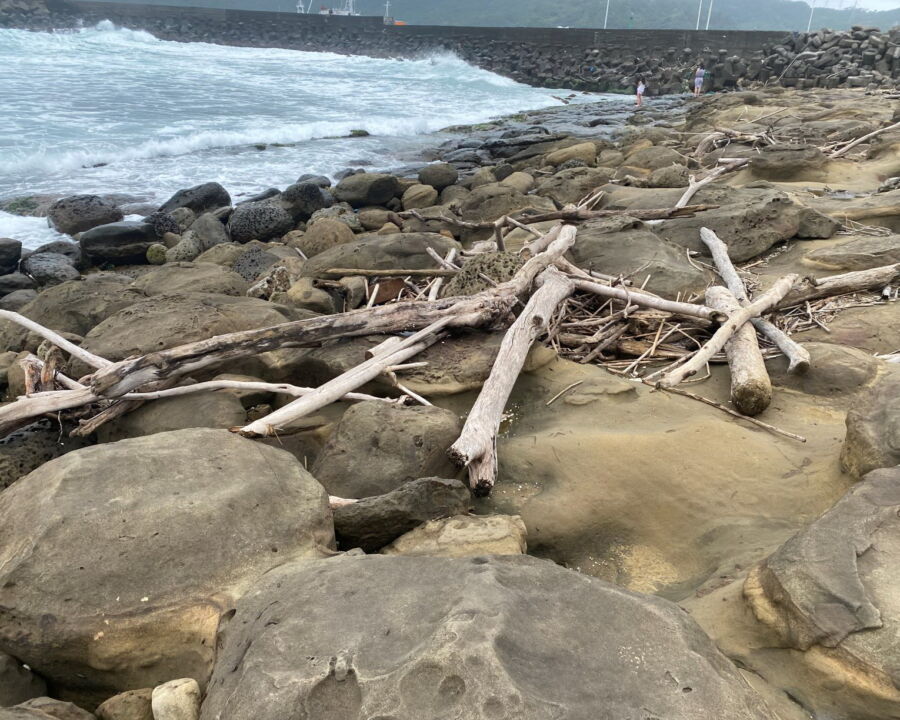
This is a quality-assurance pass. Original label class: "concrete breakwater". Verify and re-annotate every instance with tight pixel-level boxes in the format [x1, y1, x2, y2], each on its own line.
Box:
[2, 0, 900, 93]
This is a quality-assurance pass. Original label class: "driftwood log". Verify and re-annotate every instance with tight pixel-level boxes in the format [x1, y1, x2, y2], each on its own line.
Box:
[831, 120, 900, 158]
[700, 227, 810, 373]
[658, 273, 798, 387]
[777, 263, 900, 308]
[705, 286, 773, 416]
[448, 266, 576, 495]
[676, 159, 749, 209]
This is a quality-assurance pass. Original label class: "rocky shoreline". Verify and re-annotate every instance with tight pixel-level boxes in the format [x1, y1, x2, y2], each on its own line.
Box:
[1, 74, 900, 720]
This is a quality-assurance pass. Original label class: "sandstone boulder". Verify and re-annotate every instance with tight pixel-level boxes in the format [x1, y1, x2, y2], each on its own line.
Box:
[545, 141, 597, 166]
[804, 234, 900, 271]
[333, 477, 471, 552]
[95, 689, 152, 720]
[624, 145, 685, 171]
[401, 183, 438, 211]
[750, 144, 828, 181]
[48, 195, 123, 236]
[767, 342, 881, 397]
[333, 173, 400, 208]
[200, 555, 775, 720]
[311, 401, 462, 498]
[129, 262, 248, 297]
[535, 167, 615, 205]
[796, 206, 841, 239]
[151, 679, 200, 720]
[381, 514, 527, 557]
[2, 698, 94, 719]
[226, 202, 293, 243]
[841, 369, 900, 479]
[295, 218, 355, 257]
[0, 429, 334, 704]
[0, 652, 47, 707]
[158, 183, 230, 215]
[79, 222, 158, 264]
[300, 233, 459, 278]
[417, 162, 458, 190]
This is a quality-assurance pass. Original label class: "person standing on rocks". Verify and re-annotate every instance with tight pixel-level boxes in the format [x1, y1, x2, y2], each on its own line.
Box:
[635, 77, 646, 107]
[693, 63, 707, 97]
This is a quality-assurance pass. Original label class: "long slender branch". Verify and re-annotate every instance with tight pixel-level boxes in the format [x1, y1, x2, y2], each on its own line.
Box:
[831, 120, 900, 158]
[0, 310, 112, 369]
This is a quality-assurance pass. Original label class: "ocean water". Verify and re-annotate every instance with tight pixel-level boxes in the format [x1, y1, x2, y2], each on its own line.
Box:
[0, 22, 609, 248]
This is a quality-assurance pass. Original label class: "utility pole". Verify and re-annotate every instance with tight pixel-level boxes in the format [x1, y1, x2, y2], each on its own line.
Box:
[604, 0, 611, 29]
[705, 0, 715, 30]
[696, 0, 703, 30]
[806, 0, 817, 32]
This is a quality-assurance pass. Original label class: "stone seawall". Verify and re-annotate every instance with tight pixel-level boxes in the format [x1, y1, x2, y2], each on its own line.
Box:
[4, 0, 900, 92]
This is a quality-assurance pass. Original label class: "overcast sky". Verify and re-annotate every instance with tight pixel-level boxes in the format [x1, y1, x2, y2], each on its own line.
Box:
[806, 0, 899, 7]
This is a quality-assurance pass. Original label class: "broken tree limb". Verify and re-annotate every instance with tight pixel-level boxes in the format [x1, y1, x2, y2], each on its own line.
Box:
[321, 268, 457, 278]
[122, 379, 393, 404]
[521, 222, 563, 258]
[448, 267, 576, 496]
[0, 386, 99, 436]
[512, 204, 718, 225]
[700, 227, 810, 373]
[705, 286, 772, 416]
[237, 318, 449, 437]
[659, 273, 799, 388]
[0, 309, 112, 370]
[776, 263, 900, 308]
[831, 120, 900, 158]
[570, 276, 724, 322]
[676, 159, 749, 209]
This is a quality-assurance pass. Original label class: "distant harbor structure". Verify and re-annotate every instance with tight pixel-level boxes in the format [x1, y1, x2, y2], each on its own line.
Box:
[296, 0, 359, 16]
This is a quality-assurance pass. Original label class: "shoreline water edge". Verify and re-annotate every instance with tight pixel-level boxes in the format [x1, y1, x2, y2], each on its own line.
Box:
[0, 5, 900, 720]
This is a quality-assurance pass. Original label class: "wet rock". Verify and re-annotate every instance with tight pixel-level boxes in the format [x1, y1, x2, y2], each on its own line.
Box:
[0, 429, 334, 704]
[545, 141, 597, 166]
[95, 689, 153, 720]
[0, 238, 22, 272]
[333, 173, 401, 208]
[624, 145, 684, 171]
[401, 183, 438, 210]
[418, 162, 458, 190]
[129, 262, 248, 297]
[745, 465, 900, 717]
[200, 555, 775, 720]
[381, 514, 527, 557]
[311, 401, 462, 498]
[47, 195, 123, 236]
[333, 477, 471, 552]
[804, 234, 900, 270]
[226, 202, 293, 243]
[536, 167, 614, 206]
[296, 174, 331, 188]
[750, 144, 827, 181]
[20, 252, 79, 287]
[158, 182, 231, 215]
[0, 420, 93, 492]
[30, 240, 81, 266]
[572, 217, 709, 298]
[151, 679, 200, 720]
[796, 206, 841, 239]
[5, 698, 95, 719]
[279, 181, 331, 221]
[294, 218, 355, 257]
[79, 222, 158, 264]
[0, 289, 37, 311]
[0, 273, 34, 296]
[655, 190, 800, 262]
[443, 251, 523, 296]
[300, 233, 459, 279]
[841, 369, 900, 479]
[0, 651, 47, 707]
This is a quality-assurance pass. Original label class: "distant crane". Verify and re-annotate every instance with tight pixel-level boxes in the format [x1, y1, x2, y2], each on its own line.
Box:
[705, 0, 715, 30]
[806, 0, 817, 32]
[696, 0, 703, 30]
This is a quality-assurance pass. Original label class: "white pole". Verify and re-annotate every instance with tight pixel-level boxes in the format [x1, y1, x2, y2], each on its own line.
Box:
[696, 0, 703, 30]
[705, 0, 714, 30]
[604, 0, 611, 29]
[806, 0, 816, 32]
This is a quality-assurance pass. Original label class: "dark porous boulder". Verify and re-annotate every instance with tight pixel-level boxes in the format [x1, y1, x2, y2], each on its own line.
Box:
[20, 252, 79, 287]
[443, 251, 523, 296]
[300, 233, 459, 279]
[129, 262, 249, 297]
[0, 273, 138, 353]
[47, 194, 123, 236]
[804, 234, 900, 271]
[418, 162, 459, 191]
[333, 477, 471, 552]
[0, 238, 22, 273]
[230, 242, 292, 282]
[279, 181, 331, 221]
[311, 401, 462, 498]
[333, 172, 401, 208]
[73, 293, 297, 376]
[79, 222, 158, 264]
[0, 290, 37, 312]
[0, 429, 334, 705]
[30, 240, 81, 267]
[572, 217, 710, 298]
[2, 698, 94, 719]
[158, 182, 231, 215]
[840, 369, 900, 479]
[746, 465, 900, 718]
[0, 651, 47, 707]
[0, 273, 34, 296]
[655, 190, 800, 262]
[141, 211, 180, 240]
[0, 420, 93, 492]
[749, 144, 828, 181]
[226, 201, 293, 243]
[796, 206, 841, 239]
[534, 166, 615, 205]
[201, 554, 775, 720]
